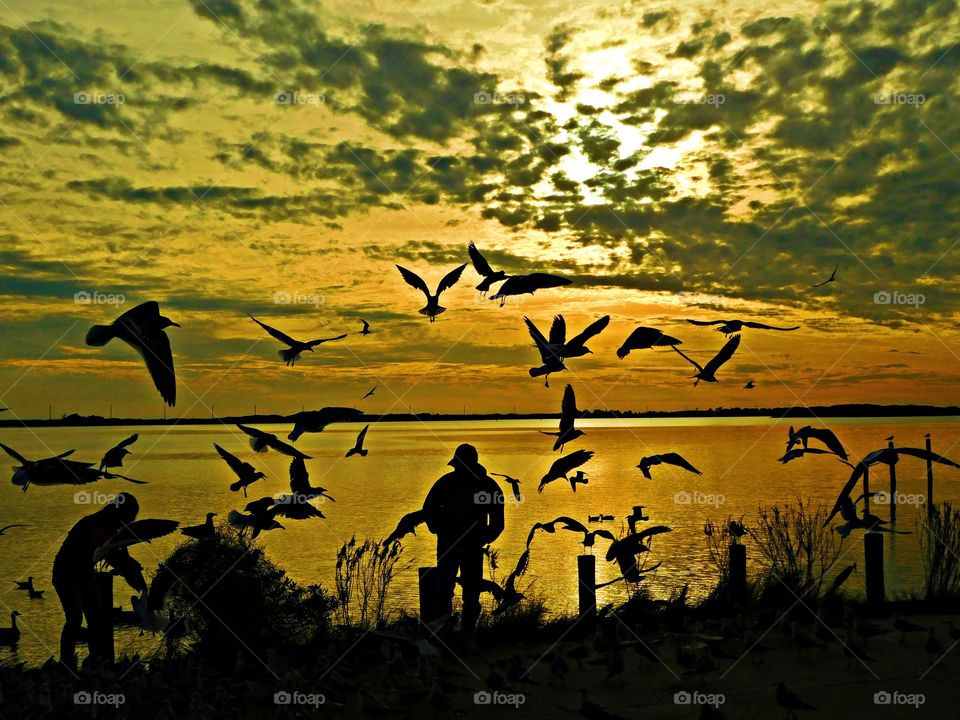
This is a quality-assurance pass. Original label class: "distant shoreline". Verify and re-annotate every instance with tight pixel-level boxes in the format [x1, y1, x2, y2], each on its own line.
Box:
[1, 404, 958, 428]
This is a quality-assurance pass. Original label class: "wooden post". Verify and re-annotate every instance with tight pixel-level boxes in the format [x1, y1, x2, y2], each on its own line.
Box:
[887, 438, 897, 523]
[926, 434, 934, 518]
[418, 566, 438, 623]
[92, 572, 115, 664]
[863, 466, 870, 516]
[864, 532, 885, 608]
[578, 555, 596, 622]
[729, 543, 747, 603]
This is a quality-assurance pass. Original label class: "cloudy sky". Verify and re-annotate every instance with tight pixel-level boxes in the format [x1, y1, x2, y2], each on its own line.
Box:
[0, 0, 958, 418]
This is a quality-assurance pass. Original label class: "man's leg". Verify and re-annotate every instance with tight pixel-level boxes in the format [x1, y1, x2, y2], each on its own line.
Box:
[54, 579, 83, 671]
[80, 576, 106, 663]
[458, 546, 485, 636]
[434, 538, 461, 621]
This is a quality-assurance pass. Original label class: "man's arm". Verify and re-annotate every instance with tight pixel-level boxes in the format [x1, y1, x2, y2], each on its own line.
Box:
[484, 480, 505, 544]
[421, 477, 446, 534]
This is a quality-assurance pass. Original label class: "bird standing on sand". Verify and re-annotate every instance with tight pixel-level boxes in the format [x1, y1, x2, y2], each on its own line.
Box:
[288, 407, 364, 441]
[236, 424, 310, 459]
[489, 273, 571, 307]
[213, 444, 265, 497]
[616, 327, 683, 359]
[85, 301, 179, 406]
[468, 242, 508, 294]
[811, 265, 838, 288]
[672, 335, 741, 386]
[396, 263, 467, 321]
[181, 512, 217, 540]
[687, 318, 800, 335]
[539, 450, 594, 492]
[248, 315, 347, 366]
[637, 452, 701, 479]
[541, 384, 584, 451]
[346, 425, 370, 457]
[99, 433, 139, 471]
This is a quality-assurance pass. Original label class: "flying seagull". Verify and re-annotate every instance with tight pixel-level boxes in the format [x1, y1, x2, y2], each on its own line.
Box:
[671, 334, 741, 386]
[541, 384, 584, 451]
[85, 300, 179, 406]
[359, 319, 372, 335]
[346, 425, 370, 457]
[1, 444, 146, 491]
[524, 316, 566, 387]
[491, 472, 522, 502]
[616, 327, 683, 359]
[91, 518, 180, 563]
[786, 426, 847, 459]
[489, 273, 572, 307]
[777, 447, 850, 465]
[248, 314, 347, 366]
[99, 433, 138, 471]
[213, 443, 265, 498]
[396, 263, 467, 321]
[236, 424, 310, 459]
[244, 494, 325, 521]
[744, 380, 756, 389]
[468, 242, 508, 294]
[361, 386, 376, 400]
[384, 509, 427, 545]
[288, 457, 335, 502]
[687, 318, 799, 335]
[561, 315, 610, 357]
[811, 265, 838, 288]
[539, 449, 594, 492]
[568, 469, 589, 493]
[227, 509, 284, 539]
[288, 407, 364, 441]
[637, 452, 701, 479]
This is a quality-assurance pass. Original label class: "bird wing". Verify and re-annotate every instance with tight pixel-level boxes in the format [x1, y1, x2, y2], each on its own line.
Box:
[524, 317, 553, 363]
[114, 434, 139, 451]
[549, 315, 566, 346]
[248, 315, 299, 346]
[545, 449, 594, 481]
[437, 263, 468, 295]
[385, 509, 426, 544]
[92, 519, 180, 563]
[670, 345, 703, 372]
[468, 242, 495, 277]
[805, 427, 847, 458]
[125, 320, 176, 407]
[703, 334, 741, 375]
[591, 529, 617, 543]
[521, 273, 571, 292]
[356, 424, 370, 446]
[742, 321, 800, 331]
[396, 265, 431, 300]
[659, 452, 701, 475]
[559, 384, 579, 428]
[213, 443, 249, 479]
[360, 319, 370, 331]
[605, 526, 673, 561]
[236, 424, 269, 453]
[0, 443, 30, 465]
[824, 462, 868, 526]
[308, 334, 348, 346]
[686, 319, 725, 326]
[566, 315, 611, 351]
[288, 456, 309, 494]
[554, 516, 589, 534]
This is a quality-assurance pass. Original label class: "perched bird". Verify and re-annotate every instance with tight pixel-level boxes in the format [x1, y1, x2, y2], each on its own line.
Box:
[0, 524, 27, 536]
[687, 318, 800, 335]
[288, 407, 364, 441]
[181, 512, 217, 540]
[85, 301, 179, 406]
[384, 509, 427, 545]
[359, 319, 372, 335]
[672, 334, 741, 386]
[346, 425, 370, 458]
[785, 426, 847, 459]
[811, 265, 838, 288]
[637, 452, 701, 479]
[491, 472, 522, 502]
[616, 327, 683, 359]
[0, 611, 21, 647]
[361, 386, 377, 400]
[490, 273, 571, 307]
[744, 380, 756, 389]
[396, 263, 467, 321]
[468, 242, 508, 293]
[774, 682, 815, 717]
[213, 443, 266, 498]
[728, 520, 747, 543]
[288, 457, 335, 503]
[1, 444, 145, 491]
[99, 433, 138, 471]
[236, 424, 310, 459]
[28, 585, 43, 600]
[539, 450, 594, 492]
[541, 384, 584, 451]
[248, 314, 347, 366]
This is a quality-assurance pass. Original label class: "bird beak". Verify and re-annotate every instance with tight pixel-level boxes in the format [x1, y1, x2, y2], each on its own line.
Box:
[170, 321, 181, 327]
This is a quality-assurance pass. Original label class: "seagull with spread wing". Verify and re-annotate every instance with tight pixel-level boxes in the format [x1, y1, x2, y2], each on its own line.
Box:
[489, 273, 572, 307]
[560, 315, 610, 358]
[396, 263, 467, 321]
[637, 452, 701, 479]
[359, 319, 372, 335]
[248, 314, 347, 365]
[85, 301, 179, 406]
[384, 509, 427, 545]
[491, 472, 522, 502]
[288, 457, 335, 502]
[213, 443, 265, 498]
[288, 407, 364, 441]
[778, 447, 851, 465]
[539, 449, 594, 492]
[524, 316, 565, 387]
[1, 443, 146, 492]
[687, 318, 799, 335]
[785, 425, 848, 460]
[346, 425, 370, 457]
[361, 386, 376, 400]
[616, 327, 683, 359]
[236, 424, 311, 459]
[671, 334, 741, 386]
[468, 242, 508, 294]
[99, 433, 139, 471]
[541, 384, 584, 451]
[812, 265, 838, 288]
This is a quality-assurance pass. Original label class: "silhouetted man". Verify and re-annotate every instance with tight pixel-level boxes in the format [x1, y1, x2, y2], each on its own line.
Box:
[53, 492, 146, 669]
[422, 444, 504, 640]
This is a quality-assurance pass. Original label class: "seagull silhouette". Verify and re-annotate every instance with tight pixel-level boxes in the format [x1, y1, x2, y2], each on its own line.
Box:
[346, 424, 370, 457]
[288, 456, 335, 502]
[213, 443, 265, 497]
[525, 316, 566, 387]
[181, 512, 216, 540]
[245, 494, 325, 521]
[744, 380, 756, 389]
[786, 425, 847, 459]
[227, 509, 284, 539]
[491, 472, 522, 502]
[1, 443, 145, 491]
[361, 386, 376, 400]
[616, 327, 683, 359]
[489, 273, 571, 307]
[672, 334, 741, 386]
[396, 263, 467, 321]
[811, 265, 838, 288]
[85, 300, 179, 406]
[248, 314, 346, 365]
[687, 318, 799, 335]
[288, 407, 364, 441]
[359, 319, 372, 335]
[540, 384, 584, 451]
[539, 449, 594, 492]
[384, 509, 426, 545]
[236, 424, 310, 458]
[468, 242, 508, 294]
[99, 433, 138, 471]
[637, 452, 701, 479]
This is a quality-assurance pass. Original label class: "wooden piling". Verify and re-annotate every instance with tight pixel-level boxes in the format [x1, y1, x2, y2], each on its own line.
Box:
[92, 571, 115, 664]
[418, 566, 438, 623]
[864, 532, 885, 608]
[862, 466, 871, 516]
[926, 434, 934, 518]
[577, 554, 597, 622]
[887, 438, 897, 522]
[729, 543, 747, 603]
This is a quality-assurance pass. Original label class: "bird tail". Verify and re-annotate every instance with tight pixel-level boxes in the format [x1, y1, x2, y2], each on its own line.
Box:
[616, 346, 629, 360]
[85, 324, 116, 347]
[288, 425, 303, 442]
[229, 479, 245, 493]
[359, 449, 368, 457]
[279, 348, 302, 365]
[529, 366, 550, 378]
[345, 448, 357, 458]
[248, 437, 268, 453]
[227, 510, 249, 530]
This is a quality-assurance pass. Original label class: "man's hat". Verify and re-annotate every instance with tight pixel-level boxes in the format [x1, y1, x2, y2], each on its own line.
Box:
[448, 443, 480, 469]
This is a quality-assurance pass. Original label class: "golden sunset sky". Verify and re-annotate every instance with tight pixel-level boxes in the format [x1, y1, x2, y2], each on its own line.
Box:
[0, 0, 958, 417]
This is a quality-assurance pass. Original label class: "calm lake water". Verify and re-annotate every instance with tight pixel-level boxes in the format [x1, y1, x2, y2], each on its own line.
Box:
[1, 416, 958, 665]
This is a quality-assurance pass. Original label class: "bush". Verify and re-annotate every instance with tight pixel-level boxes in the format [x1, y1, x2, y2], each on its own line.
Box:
[334, 536, 410, 628]
[921, 502, 960, 603]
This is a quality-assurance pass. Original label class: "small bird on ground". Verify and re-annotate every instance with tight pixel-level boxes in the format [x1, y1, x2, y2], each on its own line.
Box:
[774, 682, 815, 718]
